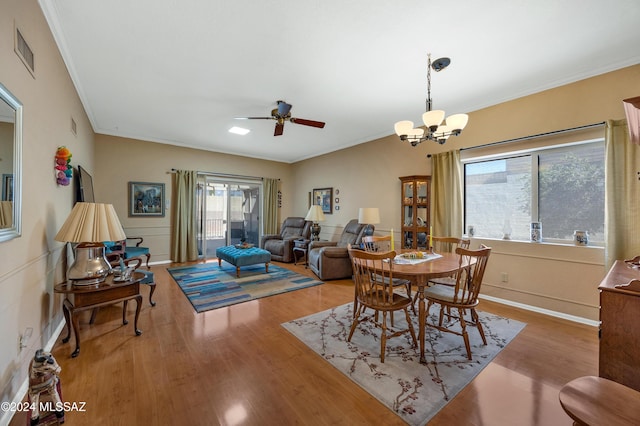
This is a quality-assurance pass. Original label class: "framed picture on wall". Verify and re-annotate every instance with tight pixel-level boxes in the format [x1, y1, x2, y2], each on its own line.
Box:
[312, 187, 333, 214]
[128, 181, 165, 217]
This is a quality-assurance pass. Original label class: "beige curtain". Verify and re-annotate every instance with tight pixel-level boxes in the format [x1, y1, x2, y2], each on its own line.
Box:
[605, 119, 640, 268]
[431, 150, 464, 238]
[0, 201, 12, 228]
[263, 178, 279, 234]
[171, 170, 198, 262]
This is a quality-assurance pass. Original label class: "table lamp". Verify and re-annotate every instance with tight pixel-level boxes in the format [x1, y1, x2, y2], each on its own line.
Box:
[358, 207, 380, 237]
[305, 205, 325, 241]
[55, 202, 126, 285]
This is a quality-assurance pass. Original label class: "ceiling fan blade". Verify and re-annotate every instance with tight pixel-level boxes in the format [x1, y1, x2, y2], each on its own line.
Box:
[235, 116, 274, 120]
[277, 101, 292, 116]
[274, 122, 284, 136]
[290, 117, 326, 128]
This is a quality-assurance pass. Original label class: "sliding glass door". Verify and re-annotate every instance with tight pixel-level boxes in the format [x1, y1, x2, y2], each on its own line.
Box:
[196, 175, 262, 259]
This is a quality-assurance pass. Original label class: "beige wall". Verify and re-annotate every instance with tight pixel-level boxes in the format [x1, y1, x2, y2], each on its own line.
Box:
[292, 64, 640, 323]
[0, 0, 94, 415]
[94, 134, 293, 261]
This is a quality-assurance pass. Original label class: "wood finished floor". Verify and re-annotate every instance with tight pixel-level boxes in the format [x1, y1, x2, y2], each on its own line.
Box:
[11, 260, 598, 425]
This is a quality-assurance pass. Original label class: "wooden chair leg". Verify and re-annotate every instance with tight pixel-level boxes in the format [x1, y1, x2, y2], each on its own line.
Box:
[380, 311, 388, 363]
[471, 308, 487, 345]
[147, 283, 157, 306]
[459, 307, 472, 360]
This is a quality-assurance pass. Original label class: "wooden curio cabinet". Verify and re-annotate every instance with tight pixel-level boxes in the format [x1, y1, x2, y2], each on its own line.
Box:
[399, 175, 431, 249]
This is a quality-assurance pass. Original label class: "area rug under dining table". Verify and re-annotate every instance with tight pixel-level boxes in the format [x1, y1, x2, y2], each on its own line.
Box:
[168, 262, 323, 313]
[282, 302, 526, 426]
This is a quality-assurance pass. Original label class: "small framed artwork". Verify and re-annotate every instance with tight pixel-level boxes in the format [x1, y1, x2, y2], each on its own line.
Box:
[312, 187, 333, 214]
[2, 174, 13, 201]
[129, 181, 165, 217]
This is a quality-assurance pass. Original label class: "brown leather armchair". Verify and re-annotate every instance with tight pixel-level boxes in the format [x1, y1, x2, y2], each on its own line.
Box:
[308, 219, 370, 280]
[260, 217, 311, 262]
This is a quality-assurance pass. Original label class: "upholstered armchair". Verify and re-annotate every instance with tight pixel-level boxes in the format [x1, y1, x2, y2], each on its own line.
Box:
[308, 219, 370, 280]
[104, 237, 151, 268]
[261, 217, 311, 262]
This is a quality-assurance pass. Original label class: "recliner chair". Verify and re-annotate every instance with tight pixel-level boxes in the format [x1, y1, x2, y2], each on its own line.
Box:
[307, 219, 370, 280]
[261, 217, 311, 262]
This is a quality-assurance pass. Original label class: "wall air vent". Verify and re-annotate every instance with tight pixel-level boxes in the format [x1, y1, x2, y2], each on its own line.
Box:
[15, 26, 35, 76]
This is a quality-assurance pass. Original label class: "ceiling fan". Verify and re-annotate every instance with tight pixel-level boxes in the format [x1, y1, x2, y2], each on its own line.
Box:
[236, 100, 326, 136]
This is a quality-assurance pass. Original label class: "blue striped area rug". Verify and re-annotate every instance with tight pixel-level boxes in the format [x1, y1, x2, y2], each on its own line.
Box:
[168, 262, 324, 313]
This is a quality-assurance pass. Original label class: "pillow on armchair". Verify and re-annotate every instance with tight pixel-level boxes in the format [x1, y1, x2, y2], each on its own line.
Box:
[260, 217, 311, 262]
[307, 219, 370, 280]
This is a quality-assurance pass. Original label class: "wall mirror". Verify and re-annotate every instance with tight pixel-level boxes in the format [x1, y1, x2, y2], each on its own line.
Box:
[0, 83, 22, 242]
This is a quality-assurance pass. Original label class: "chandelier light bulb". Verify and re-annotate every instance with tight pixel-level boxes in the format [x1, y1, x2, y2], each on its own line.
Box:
[422, 110, 445, 130]
[394, 120, 415, 136]
[445, 113, 469, 133]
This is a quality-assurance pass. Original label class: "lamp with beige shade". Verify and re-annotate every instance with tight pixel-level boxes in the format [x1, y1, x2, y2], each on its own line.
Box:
[358, 207, 380, 237]
[305, 204, 325, 241]
[55, 202, 126, 285]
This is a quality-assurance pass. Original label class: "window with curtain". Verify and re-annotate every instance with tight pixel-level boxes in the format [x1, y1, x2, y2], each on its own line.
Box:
[463, 139, 605, 244]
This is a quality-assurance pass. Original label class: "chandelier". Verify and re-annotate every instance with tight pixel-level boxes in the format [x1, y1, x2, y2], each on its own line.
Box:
[394, 54, 468, 146]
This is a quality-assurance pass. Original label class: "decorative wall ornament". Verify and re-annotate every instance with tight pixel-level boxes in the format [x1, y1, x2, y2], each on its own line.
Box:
[55, 146, 72, 186]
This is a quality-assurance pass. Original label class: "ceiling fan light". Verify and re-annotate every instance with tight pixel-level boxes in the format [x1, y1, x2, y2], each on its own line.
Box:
[229, 126, 250, 135]
[422, 110, 445, 130]
[445, 113, 469, 132]
[394, 120, 415, 136]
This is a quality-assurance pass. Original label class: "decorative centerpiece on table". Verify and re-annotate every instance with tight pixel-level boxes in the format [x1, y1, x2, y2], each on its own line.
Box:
[235, 239, 254, 249]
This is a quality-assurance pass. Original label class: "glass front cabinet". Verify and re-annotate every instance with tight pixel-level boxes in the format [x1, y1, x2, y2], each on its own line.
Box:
[399, 175, 431, 249]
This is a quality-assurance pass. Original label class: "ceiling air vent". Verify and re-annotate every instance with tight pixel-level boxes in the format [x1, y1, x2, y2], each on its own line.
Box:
[15, 27, 35, 76]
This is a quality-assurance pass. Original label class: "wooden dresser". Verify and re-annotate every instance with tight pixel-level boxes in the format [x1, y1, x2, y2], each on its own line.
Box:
[598, 260, 640, 392]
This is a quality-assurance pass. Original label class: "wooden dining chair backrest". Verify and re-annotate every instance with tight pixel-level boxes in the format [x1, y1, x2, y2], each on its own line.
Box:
[349, 248, 397, 308]
[431, 236, 471, 254]
[451, 244, 491, 306]
[362, 235, 392, 253]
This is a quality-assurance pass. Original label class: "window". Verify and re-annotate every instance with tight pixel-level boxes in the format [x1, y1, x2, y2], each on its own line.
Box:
[464, 140, 605, 244]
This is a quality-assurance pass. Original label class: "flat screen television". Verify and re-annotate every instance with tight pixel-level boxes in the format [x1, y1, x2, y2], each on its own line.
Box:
[77, 165, 95, 203]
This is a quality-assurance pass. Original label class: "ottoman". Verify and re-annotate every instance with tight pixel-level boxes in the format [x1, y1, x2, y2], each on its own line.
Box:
[215, 246, 271, 277]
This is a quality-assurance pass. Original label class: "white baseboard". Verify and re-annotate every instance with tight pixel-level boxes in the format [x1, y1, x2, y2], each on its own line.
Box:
[479, 294, 600, 327]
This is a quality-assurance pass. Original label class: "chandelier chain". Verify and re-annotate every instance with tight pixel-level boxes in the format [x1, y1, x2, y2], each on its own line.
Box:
[426, 54, 432, 112]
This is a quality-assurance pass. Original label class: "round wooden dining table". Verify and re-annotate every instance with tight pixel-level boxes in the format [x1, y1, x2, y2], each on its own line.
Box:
[391, 251, 470, 364]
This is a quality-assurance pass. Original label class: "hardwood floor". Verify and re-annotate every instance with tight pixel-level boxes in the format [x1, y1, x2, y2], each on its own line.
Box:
[11, 260, 598, 425]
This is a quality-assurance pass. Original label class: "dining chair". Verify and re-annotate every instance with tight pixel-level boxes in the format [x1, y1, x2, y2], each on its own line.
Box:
[428, 236, 471, 285]
[423, 244, 491, 360]
[348, 248, 417, 363]
[362, 235, 413, 318]
[412, 236, 470, 308]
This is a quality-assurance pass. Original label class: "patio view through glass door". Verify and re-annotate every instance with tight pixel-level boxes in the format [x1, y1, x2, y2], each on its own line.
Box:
[197, 176, 261, 259]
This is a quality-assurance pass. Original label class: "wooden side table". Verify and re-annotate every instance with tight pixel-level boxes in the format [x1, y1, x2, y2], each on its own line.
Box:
[559, 376, 640, 425]
[54, 272, 145, 358]
[293, 239, 310, 267]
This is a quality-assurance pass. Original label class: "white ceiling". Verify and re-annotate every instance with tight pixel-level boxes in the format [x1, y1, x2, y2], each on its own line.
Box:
[39, 0, 640, 163]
